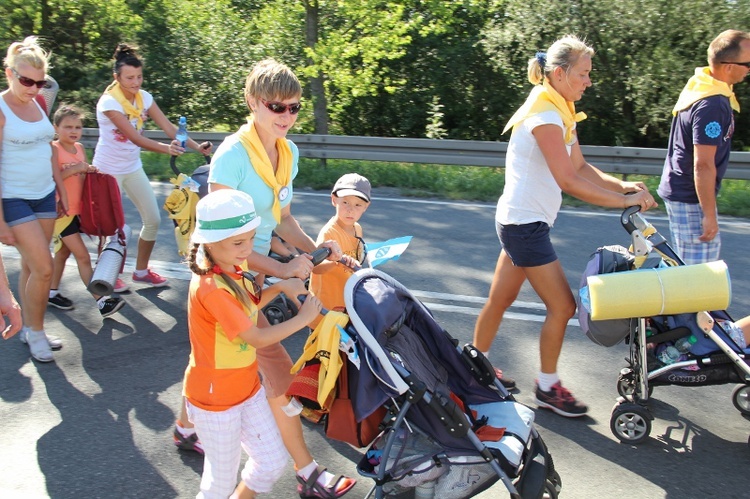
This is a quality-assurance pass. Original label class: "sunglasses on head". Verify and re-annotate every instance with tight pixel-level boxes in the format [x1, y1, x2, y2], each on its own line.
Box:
[11, 68, 47, 89]
[722, 61, 750, 69]
[262, 99, 302, 115]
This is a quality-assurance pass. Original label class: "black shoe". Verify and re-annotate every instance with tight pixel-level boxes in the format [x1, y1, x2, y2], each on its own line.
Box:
[48, 293, 74, 310]
[99, 297, 126, 318]
[494, 367, 517, 390]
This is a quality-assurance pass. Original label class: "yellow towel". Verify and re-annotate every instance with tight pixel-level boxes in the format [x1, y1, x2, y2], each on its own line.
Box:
[503, 79, 587, 144]
[673, 67, 740, 115]
[104, 81, 144, 130]
[236, 120, 292, 224]
[291, 311, 349, 410]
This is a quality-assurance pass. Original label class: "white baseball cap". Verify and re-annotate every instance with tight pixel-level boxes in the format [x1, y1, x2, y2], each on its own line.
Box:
[192, 190, 261, 244]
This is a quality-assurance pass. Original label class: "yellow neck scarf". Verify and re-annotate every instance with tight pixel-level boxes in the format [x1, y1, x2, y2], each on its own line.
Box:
[236, 120, 292, 224]
[105, 81, 144, 130]
[502, 79, 587, 144]
[673, 66, 740, 115]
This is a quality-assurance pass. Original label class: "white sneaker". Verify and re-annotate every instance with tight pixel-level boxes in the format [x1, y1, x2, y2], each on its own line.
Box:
[22, 329, 54, 362]
[19, 327, 62, 350]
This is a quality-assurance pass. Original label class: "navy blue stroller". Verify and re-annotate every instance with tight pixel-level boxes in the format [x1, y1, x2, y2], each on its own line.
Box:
[341, 269, 561, 498]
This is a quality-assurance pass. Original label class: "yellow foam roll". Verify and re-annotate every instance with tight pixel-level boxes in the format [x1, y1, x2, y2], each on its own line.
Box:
[588, 260, 731, 320]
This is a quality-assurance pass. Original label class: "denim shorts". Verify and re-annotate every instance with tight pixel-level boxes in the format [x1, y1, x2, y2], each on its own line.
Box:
[497, 220, 557, 267]
[2, 190, 57, 227]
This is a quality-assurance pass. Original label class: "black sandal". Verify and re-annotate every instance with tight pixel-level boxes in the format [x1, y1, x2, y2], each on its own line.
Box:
[296, 465, 356, 498]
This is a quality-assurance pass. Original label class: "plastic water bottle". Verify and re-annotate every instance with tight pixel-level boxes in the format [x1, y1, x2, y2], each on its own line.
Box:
[674, 335, 697, 354]
[175, 116, 189, 147]
[414, 481, 435, 499]
[657, 345, 681, 365]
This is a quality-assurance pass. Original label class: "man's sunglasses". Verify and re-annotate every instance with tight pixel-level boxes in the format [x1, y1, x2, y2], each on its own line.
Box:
[721, 61, 750, 69]
[262, 99, 302, 115]
[11, 68, 48, 89]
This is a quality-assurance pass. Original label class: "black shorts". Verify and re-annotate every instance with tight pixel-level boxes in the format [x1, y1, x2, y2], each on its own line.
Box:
[58, 215, 82, 238]
[497, 220, 557, 267]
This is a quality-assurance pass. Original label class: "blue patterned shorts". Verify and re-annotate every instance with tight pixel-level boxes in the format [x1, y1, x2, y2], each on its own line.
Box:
[663, 200, 720, 265]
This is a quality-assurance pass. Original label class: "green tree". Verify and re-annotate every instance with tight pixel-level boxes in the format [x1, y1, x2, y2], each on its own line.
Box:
[481, 0, 750, 148]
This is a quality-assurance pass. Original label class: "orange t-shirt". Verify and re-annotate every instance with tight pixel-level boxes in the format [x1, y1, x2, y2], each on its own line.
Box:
[183, 271, 261, 411]
[309, 217, 362, 316]
[53, 142, 86, 215]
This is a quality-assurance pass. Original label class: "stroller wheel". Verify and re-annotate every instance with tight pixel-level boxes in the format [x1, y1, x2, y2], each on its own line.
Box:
[542, 470, 562, 499]
[262, 294, 298, 325]
[610, 402, 652, 445]
[617, 369, 653, 400]
[732, 385, 750, 416]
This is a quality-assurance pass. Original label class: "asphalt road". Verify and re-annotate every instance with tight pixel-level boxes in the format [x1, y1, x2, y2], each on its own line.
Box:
[2, 183, 750, 499]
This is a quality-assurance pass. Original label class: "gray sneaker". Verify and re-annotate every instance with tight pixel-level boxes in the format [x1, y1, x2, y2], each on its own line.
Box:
[99, 297, 126, 318]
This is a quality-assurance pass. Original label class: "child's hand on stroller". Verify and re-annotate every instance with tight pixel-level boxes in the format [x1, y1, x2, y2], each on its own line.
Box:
[198, 141, 213, 155]
[298, 294, 323, 323]
[276, 278, 307, 307]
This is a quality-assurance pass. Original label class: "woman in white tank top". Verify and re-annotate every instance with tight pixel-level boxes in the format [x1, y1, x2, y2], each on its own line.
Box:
[0, 37, 67, 363]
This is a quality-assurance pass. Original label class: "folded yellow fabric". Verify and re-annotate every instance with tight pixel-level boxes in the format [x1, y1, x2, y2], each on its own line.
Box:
[104, 81, 144, 130]
[588, 260, 731, 320]
[291, 311, 350, 410]
[503, 79, 587, 144]
[673, 67, 740, 115]
[236, 120, 292, 224]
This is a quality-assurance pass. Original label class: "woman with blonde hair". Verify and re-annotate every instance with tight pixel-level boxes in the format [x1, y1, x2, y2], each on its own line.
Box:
[0, 36, 67, 362]
[473, 35, 658, 417]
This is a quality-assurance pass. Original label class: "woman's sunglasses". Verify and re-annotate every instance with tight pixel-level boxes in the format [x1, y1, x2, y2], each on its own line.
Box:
[262, 99, 302, 115]
[11, 68, 48, 89]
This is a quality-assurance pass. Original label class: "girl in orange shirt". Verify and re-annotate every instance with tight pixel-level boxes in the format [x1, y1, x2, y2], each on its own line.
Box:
[183, 189, 322, 498]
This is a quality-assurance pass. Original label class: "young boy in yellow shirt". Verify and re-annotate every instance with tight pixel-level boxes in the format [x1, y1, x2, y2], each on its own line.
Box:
[309, 173, 371, 316]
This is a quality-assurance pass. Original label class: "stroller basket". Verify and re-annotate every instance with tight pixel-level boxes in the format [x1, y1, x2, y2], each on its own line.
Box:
[342, 269, 560, 498]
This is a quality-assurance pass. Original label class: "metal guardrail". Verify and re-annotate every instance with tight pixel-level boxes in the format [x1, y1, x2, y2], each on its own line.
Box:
[80, 128, 750, 180]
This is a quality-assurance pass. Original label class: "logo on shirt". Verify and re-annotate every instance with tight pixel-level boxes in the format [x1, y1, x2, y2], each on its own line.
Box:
[704, 121, 722, 139]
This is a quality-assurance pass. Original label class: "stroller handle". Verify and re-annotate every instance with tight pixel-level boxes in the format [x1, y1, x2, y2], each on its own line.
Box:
[298, 294, 329, 315]
[170, 154, 212, 176]
[620, 205, 643, 235]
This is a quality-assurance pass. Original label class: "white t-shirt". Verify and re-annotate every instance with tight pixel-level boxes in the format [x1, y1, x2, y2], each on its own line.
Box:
[496, 111, 574, 227]
[93, 90, 154, 175]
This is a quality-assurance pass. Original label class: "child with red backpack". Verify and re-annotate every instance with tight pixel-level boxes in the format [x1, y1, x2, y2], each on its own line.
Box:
[47, 104, 126, 318]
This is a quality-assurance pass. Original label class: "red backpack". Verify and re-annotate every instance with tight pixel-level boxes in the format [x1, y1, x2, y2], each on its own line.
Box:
[79, 172, 127, 249]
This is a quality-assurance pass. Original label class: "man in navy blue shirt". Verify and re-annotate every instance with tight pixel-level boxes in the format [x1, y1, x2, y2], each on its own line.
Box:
[658, 30, 750, 264]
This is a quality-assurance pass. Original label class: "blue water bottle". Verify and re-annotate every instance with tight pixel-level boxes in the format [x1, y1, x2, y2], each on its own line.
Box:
[175, 116, 189, 147]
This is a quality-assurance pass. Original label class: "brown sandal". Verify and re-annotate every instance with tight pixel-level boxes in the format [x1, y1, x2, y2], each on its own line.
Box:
[296, 465, 356, 498]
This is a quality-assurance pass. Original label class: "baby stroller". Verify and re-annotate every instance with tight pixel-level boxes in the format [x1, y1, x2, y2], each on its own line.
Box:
[577, 206, 750, 445]
[339, 268, 561, 498]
